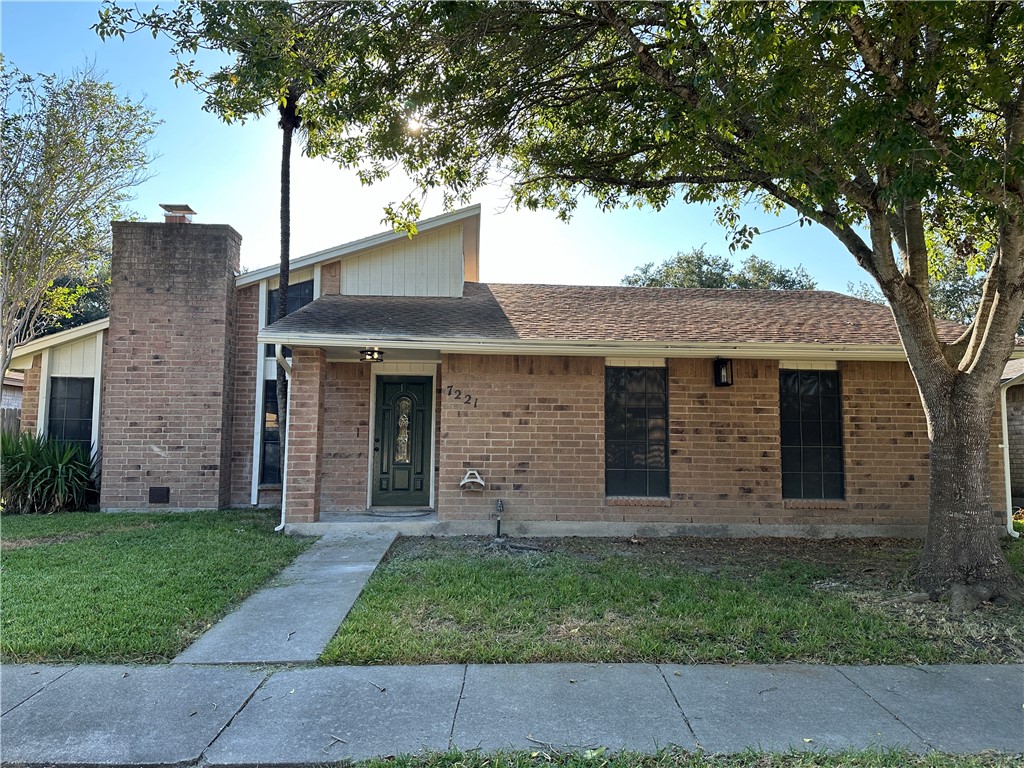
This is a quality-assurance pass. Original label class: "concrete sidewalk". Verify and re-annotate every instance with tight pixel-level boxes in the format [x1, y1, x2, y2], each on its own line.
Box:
[1, 662, 1021, 764]
[173, 531, 396, 665]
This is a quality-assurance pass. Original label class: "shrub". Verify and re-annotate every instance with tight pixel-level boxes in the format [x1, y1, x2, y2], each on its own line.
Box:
[0, 432, 96, 514]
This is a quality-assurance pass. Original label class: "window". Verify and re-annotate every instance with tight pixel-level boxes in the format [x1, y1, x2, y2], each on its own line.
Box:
[780, 370, 844, 499]
[47, 377, 94, 454]
[605, 367, 669, 496]
[264, 279, 314, 357]
[261, 385, 281, 485]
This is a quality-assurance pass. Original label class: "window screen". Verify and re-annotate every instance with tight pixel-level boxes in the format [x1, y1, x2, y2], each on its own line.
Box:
[605, 367, 669, 497]
[261, 385, 281, 485]
[780, 370, 844, 499]
[47, 377, 94, 454]
[265, 279, 314, 357]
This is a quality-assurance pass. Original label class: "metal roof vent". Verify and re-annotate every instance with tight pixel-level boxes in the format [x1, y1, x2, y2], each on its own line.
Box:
[160, 203, 196, 223]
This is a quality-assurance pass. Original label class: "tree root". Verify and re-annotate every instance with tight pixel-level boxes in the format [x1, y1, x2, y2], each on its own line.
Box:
[925, 577, 1024, 612]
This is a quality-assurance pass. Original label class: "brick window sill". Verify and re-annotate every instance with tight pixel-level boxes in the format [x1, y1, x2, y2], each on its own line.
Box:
[606, 496, 673, 507]
[783, 499, 849, 510]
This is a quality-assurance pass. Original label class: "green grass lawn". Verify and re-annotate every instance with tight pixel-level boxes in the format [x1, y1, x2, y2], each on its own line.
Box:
[1, 510, 310, 663]
[355, 750, 1019, 768]
[323, 534, 1024, 666]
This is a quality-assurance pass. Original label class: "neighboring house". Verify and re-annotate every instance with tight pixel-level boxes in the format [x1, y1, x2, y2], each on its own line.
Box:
[9, 204, 1017, 536]
[1, 370, 24, 433]
[1001, 358, 1024, 509]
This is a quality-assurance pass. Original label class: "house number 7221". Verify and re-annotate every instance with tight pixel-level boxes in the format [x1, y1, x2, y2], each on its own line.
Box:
[445, 385, 478, 408]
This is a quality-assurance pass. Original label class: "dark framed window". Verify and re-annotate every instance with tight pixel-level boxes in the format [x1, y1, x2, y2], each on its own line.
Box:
[264, 279, 314, 357]
[47, 377, 94, 454]
[261, 385, 281, 485]
[605, 367, 669, 497]
[780, 370, 844, 499]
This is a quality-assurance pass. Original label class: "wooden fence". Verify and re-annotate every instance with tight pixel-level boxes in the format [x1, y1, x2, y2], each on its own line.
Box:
[1, 407, 21, 435]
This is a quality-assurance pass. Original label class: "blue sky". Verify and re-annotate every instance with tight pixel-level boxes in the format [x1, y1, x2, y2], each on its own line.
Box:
[2, 1, 868, 290]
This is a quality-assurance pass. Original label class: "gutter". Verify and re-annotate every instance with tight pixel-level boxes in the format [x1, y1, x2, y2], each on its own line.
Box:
[1000, 373, 1023, 538]
[274, 345, 292, 533]
[255, 333, 919, 363]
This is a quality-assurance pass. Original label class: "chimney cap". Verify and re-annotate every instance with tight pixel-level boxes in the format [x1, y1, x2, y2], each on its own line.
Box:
[159, 204, 196, 215]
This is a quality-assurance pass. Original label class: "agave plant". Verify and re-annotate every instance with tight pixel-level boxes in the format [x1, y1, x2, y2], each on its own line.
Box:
[0, 432, 97, 514]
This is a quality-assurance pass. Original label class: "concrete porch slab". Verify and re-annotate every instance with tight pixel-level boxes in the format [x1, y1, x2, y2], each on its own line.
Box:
[173, 531, 395, 664]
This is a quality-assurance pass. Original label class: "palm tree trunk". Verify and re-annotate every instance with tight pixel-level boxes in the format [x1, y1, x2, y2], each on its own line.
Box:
[276, 92, 300, 483]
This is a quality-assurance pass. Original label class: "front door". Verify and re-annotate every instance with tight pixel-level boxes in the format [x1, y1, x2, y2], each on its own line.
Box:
[372, 377, 432, 507]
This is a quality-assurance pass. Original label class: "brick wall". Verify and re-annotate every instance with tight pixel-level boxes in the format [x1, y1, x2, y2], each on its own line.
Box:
[437, 354, 606, 522]
[665, 357, 783, 524]
[321, 260, 341, 295]
[229, 284, 259, 505]
[839, 361, 931, 525]
[100, 222, 241, 510]
[431, 355, 1004, 529]
[320, 362, 372, 511]
[284, 347, 326, 522]
[20, 354, 41, 435]
[1007, 384, 1024, 500]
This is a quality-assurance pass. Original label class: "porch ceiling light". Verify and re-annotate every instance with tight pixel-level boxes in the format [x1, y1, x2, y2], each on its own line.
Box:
[713, 357, 734, 387]
[359, 348, 384, 363]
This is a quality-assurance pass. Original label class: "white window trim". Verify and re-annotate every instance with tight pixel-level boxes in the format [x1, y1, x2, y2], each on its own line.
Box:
[250, 280, 269, 504]
[90, 332, 103, 458]
[35, 349, 50, 437]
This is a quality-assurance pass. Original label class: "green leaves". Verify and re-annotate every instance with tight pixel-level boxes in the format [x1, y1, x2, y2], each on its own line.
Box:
[0, 432, 96, 515]
[622, 247, 816, 291]
[1, 57, 157, 375]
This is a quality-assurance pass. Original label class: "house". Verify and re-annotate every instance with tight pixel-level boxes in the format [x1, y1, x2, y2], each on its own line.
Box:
[1, 370, 24, 433]
[9, 204, 1016, 537]
[1001, 358, 1024, 510]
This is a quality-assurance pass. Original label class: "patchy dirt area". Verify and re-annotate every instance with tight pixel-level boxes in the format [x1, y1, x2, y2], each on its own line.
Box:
[0, 521, 159, 550]
[389, 534, 921, 584]
[386, 534, 1024, 664]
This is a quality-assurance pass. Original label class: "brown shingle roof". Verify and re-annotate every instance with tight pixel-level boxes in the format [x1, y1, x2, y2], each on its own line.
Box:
[264, 282, 965, 347]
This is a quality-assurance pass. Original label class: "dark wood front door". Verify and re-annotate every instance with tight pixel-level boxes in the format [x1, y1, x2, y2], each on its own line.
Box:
[372, 377, 432, 507]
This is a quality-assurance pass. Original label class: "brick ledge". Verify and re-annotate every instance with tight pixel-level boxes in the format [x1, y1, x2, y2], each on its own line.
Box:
[783, 499, 849, 510]
[605, 496, 673, 507]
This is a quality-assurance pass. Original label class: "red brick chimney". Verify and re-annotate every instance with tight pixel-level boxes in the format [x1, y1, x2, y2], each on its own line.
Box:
[101, 212, 241, 510]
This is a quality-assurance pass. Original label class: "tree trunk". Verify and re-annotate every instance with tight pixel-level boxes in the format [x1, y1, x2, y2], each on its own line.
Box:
[914, 375, 1020, 599]
[276, 93, 299, 483]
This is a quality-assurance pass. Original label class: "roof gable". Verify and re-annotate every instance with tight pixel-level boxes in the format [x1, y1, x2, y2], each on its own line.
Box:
[236, 204, 480, 289]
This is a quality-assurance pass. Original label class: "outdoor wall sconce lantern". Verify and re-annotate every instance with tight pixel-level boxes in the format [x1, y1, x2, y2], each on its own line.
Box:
[713, 358, 734, 387]
[359, 348, 384, 363]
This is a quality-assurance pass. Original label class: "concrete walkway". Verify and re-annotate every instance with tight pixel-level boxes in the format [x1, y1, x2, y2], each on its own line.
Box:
[174, 531, 396, 664]
[1, 662, 1021, 764]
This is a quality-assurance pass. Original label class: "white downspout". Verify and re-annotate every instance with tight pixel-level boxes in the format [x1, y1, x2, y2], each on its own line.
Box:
[999, 381, 1020, 538]
[274, 344, 292, 533]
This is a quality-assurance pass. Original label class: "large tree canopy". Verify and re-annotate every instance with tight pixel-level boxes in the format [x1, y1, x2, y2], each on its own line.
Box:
[310, 0, 1024, 598]
[100, 1, 1024, 598]
[0, 58, 156, 377]
[96, 0, 381, 475]
[623, 248, 817, 290]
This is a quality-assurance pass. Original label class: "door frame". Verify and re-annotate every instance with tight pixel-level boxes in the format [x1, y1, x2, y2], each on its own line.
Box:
[365, 363, 437, 509]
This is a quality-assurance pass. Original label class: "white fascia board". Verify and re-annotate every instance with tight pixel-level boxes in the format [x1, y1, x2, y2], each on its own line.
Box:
[236, 204, 482, 288]
[1001, 371, 1024, 390]
[9, 318, 111, 369]
[255, 331, 911, 361]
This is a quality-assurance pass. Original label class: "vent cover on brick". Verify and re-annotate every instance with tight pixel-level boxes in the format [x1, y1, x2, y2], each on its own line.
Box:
[149, 486, 170, 504]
